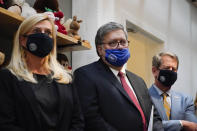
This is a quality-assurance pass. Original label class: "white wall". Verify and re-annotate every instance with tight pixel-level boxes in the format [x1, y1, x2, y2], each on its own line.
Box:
[72, 0, 197, 98]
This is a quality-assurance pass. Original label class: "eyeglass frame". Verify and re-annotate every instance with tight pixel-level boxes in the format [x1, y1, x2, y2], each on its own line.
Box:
[102, 39, 130, 48]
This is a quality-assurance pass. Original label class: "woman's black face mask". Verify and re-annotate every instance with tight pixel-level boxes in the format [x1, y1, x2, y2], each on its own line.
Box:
[157, 69, 177, 87]
[24, 33, 54, 58]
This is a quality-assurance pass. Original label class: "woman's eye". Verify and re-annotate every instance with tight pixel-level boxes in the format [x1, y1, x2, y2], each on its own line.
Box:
[33, 29, 41, 34]
[45, 31, 52, 36]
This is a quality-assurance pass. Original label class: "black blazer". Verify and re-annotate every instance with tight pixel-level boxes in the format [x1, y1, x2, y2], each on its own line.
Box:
[73, 59, 163, 131]
[0, 69, 84, 131]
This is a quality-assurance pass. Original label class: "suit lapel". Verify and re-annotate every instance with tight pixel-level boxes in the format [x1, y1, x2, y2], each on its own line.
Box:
[170, 91, 181, 119]
[18, 81, 42, 127]
[97, 60, 150, 121]
[126, 71, 149, 119]
[109, 71, 134, 104]
[149, 86, 168, 120]
[97, 60, 135, 105]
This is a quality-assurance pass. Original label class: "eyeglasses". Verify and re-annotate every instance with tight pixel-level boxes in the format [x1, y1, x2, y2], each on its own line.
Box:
[103, 39, 129, 48]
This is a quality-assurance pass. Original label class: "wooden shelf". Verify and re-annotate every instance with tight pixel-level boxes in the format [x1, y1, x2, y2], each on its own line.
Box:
[0, 7, 91, 51]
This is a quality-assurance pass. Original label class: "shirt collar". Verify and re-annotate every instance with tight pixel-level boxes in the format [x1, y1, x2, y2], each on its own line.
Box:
[153, 84, 171, 97]
[109, 64, 126, 76]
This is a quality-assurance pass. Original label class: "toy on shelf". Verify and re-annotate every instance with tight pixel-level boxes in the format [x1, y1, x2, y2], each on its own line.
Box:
[57, 53, 72, 74]
[33, 0, 67, 35]
[7, 4, 22, 15]
[5, 0, 37, 18]
[54, 11, 67, 35]
[67, 16, 82, 40]
[0, 0, 12, 9]
[33, 0, 59, 13]
[64, 16, 90, 44]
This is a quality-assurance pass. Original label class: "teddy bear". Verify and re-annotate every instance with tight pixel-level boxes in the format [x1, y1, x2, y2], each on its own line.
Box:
[33, 0, 67, 35]
[0, 0, 22, 15]
[6, 0, 37, 18]
[7, 4, 22, 15]
[67, 16, 82, 40]
[54, 11, 67, 35]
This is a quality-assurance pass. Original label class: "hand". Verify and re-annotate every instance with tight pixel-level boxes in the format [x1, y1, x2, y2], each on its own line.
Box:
[181, 120, 197, 131]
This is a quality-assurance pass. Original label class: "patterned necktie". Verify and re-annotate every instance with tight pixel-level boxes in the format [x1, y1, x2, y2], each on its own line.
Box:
[118, 72, 147, 131]
[162, 93, 171, 120]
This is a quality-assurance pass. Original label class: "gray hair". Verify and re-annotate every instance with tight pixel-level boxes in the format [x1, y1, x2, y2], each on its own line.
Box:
[95, 22, 128, 55]
[152, 52, 179, 69]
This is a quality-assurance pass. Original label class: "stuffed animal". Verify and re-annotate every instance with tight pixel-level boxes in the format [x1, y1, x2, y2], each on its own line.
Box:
[7, 4, 22, 15]
[7, 0, 37, 18]
[67, 16, 82, 40]
[0, 0, 12, 9]
[33, 0, 59, 13]
[33, 0, 67, 35]
[0, 0, 5, 8]
[0, 51, 5, 66]
[54, 11, 67, 35]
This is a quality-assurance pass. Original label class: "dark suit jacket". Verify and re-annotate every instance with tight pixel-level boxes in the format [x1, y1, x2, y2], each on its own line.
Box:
[0, 69, 84, 131]
[73, 59, 163, 131]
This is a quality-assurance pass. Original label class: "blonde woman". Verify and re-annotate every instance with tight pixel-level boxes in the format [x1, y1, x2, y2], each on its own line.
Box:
[0, 13, 84, 131]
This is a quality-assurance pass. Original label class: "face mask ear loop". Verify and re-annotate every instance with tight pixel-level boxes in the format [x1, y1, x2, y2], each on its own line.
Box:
[20, 34, 28, 50]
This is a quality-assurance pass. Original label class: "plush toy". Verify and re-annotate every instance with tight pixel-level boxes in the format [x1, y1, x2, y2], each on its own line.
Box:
[0, 0, 12, 9]
[7, 0, 37, 18]
[54, 11, 67, 35]
[33, 0, 59, 13]
[0, 0, 3, 5]
[67, 16, 82, 40]
[0, 0, 5, 8]
[0, 51, 5, 66]
[7, 4, 22, 15]
[33, 0, 67, 35]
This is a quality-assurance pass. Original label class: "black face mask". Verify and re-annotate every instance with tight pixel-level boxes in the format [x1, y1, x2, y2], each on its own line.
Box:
[157, 69, 177, 87]
[25, 33, 54, 58]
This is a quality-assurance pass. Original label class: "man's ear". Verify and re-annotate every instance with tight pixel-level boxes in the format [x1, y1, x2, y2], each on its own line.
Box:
[152, 66, 159, 79]
[97, 45, 103, 56]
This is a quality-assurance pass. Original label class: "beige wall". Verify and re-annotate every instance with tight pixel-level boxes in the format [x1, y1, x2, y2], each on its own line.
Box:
[127, 32, 163, 88]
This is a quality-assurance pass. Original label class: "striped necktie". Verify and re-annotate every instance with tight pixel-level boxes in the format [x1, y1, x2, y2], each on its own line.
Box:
[162, 93, 171, 120]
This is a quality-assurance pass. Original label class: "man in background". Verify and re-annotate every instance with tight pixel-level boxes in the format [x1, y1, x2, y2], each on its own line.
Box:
[149, 52, 197, 131]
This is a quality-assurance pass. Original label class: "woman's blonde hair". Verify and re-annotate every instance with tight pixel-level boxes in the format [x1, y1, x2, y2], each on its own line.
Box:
[7, 13, 71, 84]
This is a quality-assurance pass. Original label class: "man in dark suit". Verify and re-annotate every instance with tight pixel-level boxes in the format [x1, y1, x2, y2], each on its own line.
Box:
[149, 52, 197, 131]
[73, 22, 163, 131]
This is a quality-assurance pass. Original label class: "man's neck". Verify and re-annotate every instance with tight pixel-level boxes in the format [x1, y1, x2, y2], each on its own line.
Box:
[101, 57, 123, 71]
[154, 81, 171, 93]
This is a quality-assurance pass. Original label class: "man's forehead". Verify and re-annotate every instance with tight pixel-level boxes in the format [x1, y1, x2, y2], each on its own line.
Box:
[160, 56, 178, 67]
